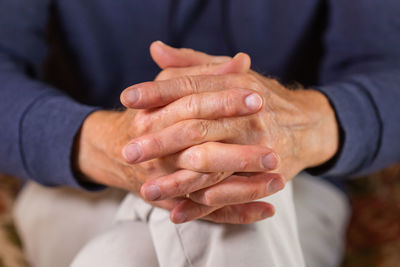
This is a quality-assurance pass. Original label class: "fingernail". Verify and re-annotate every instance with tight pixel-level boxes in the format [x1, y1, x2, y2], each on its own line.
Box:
[262, 153, 278, 170]
[144, 184, 161, 201]
[174, 212, 188, 224]
[268, 178, 285, 194]
[124, 89, 140, 105]
[245, 93, 263, 111]
[122, 143, 142, 163]
[261, 209, 271, 219]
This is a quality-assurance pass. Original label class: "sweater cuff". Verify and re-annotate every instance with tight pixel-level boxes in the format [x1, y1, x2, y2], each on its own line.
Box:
[308, 80, 382, 177]
[20, 93, 104, 190]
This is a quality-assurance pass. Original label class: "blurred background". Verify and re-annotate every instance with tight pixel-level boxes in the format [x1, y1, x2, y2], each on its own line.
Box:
[0, 164, 399, 267]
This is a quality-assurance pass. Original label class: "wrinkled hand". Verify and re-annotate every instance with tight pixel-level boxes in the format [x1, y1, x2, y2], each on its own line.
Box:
[121, 42, 340, 204]
[75, 45, 283, 224]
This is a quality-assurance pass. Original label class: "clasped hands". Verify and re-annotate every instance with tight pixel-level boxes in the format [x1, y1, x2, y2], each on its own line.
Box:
[76, 41, 339, 224]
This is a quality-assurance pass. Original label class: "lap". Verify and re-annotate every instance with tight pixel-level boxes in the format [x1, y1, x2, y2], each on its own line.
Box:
[73, 182, 305, 267]
[71, 221, 158, 267]
[14, 174, 349, 267]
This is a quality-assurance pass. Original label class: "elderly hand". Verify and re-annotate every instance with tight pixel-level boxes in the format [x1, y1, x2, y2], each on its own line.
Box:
[121, 42, 340, 206]
[75, 47, 282, 224]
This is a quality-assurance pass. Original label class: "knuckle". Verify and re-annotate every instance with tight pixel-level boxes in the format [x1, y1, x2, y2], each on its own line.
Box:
[120, 166, 143, 190]
[238, 157, 250, 171]
[178, 76, 200, 94]
[197, 120, 210, 139]
[148, 135, 164, 154]
[201, 191, 215, 206]
[184, 120, 209, 142]
[238, 212, 252, 224]
[133, 113, 153, 135]
[185, 94, 200, 116]
[169, 178, 185, 196]
[141, 160, 158, 174]
[248, 187, 261, 201]
[221, 93, 239, 116]
[190, 205, 206, 219]
[187, 147, 207, 171]
[121, 165, 136, 181]
[215, 208, 233, 224]
[209, 172, 226, 184]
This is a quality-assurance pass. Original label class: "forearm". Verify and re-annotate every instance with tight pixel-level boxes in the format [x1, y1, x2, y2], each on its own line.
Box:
[312, 70, 400, 177]
[0, 0, 102, 188]
[317, 0, 400, 177]
[0, 73, 97, 187]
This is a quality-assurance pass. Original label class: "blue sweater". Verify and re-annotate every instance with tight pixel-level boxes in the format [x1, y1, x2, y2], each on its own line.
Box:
[0, 0, 399, 190]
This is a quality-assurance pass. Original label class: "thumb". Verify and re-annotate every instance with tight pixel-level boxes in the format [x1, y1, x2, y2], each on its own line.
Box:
[150, 41, 231, 69]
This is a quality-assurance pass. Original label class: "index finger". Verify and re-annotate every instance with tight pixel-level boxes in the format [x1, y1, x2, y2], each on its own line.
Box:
[120, 73, 252, 109]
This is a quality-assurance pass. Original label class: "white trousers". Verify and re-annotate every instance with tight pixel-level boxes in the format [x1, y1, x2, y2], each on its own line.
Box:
[13, 173, 350, 267]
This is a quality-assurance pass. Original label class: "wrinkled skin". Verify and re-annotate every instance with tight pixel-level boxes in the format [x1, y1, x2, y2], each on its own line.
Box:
[76, 42, 339, 224]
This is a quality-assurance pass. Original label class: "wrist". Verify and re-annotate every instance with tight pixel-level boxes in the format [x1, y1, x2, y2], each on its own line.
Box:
[73, 110, 132, 186]
[293, 89, 339, 168]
